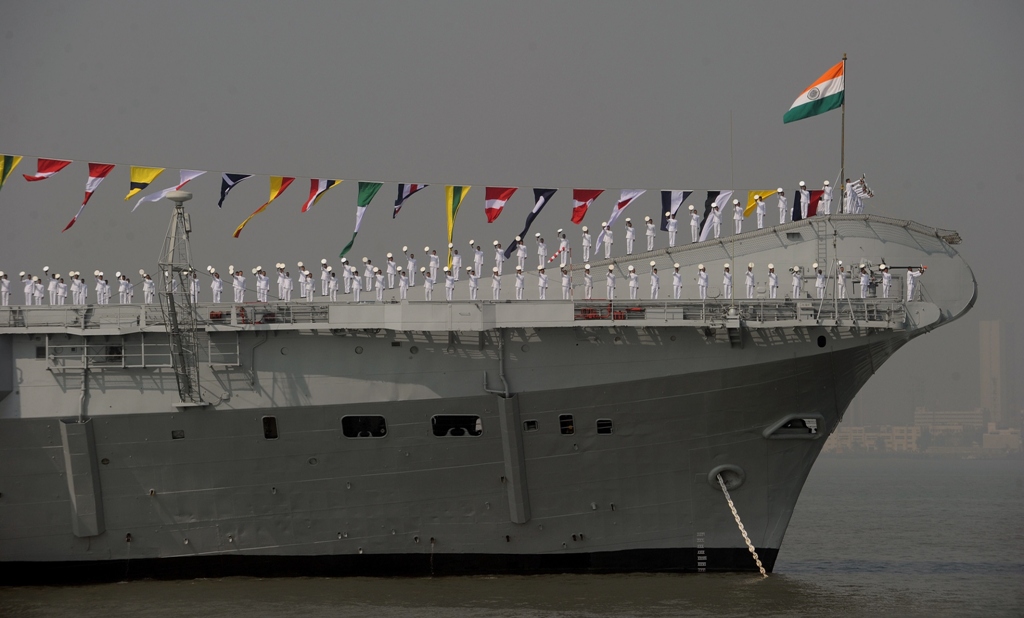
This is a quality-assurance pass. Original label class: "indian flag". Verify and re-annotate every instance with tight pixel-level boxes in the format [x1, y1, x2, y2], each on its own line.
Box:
[783, 60, 844, 124]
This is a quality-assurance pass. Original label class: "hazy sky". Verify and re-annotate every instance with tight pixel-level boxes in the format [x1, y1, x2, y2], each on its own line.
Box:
[2, 1, 1022, 418]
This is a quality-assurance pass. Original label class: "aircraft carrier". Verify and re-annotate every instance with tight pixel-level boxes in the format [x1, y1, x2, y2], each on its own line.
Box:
[0, 193, 976, 582]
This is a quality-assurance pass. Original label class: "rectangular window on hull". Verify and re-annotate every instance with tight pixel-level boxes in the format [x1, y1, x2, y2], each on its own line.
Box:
[342, 415, 388, 438]
[262, 416, 279, 440]
[559, 414, 575, 435]
[432, 415, 483, 437]
[523, 420, 539, 432]
[596, 419, 614, 435]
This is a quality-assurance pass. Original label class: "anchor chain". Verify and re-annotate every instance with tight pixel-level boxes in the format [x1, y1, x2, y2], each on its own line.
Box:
[717, 473, 767, 578]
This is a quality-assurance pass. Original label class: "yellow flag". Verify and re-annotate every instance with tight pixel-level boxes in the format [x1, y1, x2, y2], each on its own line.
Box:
[233, 176, 296, 237]
[125, 166, 166, 200]
[744, 190, 778, 217]
[445, 185, 471, 265]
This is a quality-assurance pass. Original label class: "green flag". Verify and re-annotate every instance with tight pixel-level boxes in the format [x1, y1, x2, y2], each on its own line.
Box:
[340, 182, 384, 258]
[0, 155, 23, 192]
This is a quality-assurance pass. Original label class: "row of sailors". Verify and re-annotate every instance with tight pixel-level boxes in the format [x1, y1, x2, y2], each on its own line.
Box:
[1, 259, 925, 306]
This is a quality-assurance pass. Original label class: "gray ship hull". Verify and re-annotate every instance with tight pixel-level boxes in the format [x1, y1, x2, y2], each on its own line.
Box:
[0, 215, 975, 581]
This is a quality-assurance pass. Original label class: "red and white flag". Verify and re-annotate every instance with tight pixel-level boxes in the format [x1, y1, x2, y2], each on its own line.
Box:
[484, 186, 517, 222]
[571, 189, 604, 224]
[63, 163, 115, 232]
[596, 189, 646, 249]
[131, 169, 207, 212]
[301, 179, 343, 212]
[23, 158, 72, 182]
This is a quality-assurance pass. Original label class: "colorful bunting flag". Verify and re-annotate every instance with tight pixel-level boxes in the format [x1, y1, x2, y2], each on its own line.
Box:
[340, 182, 384, 257]
[125, 166, 165, 200]
[394, 183, 428, 218]
[218, 173, 253, 207]
[699, 190, 733, 242]
[744, 190, 778, 217]
[301, 178, 343, 213]
[660, 190, 691, 231]
[784, 60, 845, 124]
[233, 176, 295, 238]
[808, 189, 824, 217]
[505, 189, 556, 260]
[571, 189, 604, 224]
[446, 185, 471, 265]
[595, 189, 646, 250]
[131, 170, 207, 212]
[63, 163, 115, 232]
[484, 186, 517, 223]
[23, 158, 71, 182]
[1, 155, 23, 192]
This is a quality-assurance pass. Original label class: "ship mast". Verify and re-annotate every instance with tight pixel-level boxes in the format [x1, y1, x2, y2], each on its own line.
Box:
[158, 191, 205, 405]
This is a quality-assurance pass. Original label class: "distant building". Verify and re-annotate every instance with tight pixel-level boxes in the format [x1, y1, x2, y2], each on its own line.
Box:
[979, 320, 1017, 428]
[913, 406, 984, 431]
[823, 425, 920, 453]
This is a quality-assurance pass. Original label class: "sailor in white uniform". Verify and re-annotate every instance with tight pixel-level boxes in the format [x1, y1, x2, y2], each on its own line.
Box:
[814, 263, 826, 299]
[843, 179, 854, 214]
[428, 249, 440, 280]
[515, 236, 527, 271]
[558, 232, 569, 268]
[627, 265, 638, 299]
[386, 253, 397, 288]
[583, 265, 593, 300]
[466, 268, 478, 300]
[363, 258, 375, 292]
[649, 264, 660, 299]
[821, 180, 833, 215]
[374, 268, 385, 301]
[581, 226, 592, 262]
[768, 264, 778, 299]
[450, 247, 462, 281]
[672, 263, 682, 299]
[777, 189, 787, 225]
[666, 213, 678, 247]
[0, 271, 9, 306]
[880, 264, 892, 298]
[404, 248, 417, 287]
[645, 216, 656, 251]
[443, 267, 455, 302]
[320, 259, 330, 296]
[514, 267, 525, 300]
[493, 241, 505, 276]
[745, 263, 756, 299]
[603, 223, 614, 259]
[491, 267, 501, 300]
[906, 266, 925, 301]
[472, 242, 484, 275]
[350, 266, 361, 302]
[398, 270, 409, 300]
[303, 270, 315, 302]
[791, 266, 803, 299]
[859, 266, 871, 299]
[34, 276, 45, 305]
[723, 263, 733, 299]
[836, 262, 848, 299]
[143, 273, 156, 304]
[689, 206, 701, 242]
[709, 205, 722, 239]
[561, 267, 571, 299]
[256, 268, 269, 302]
[755, 195, 766, 229]
[624, 218, 635, 255]
[733, 200, 744, 234]
[605, 265, 616, 299]
[210, 271, 223, 303]
[799, 182, 810, 219]
[94, 277, 106, 305]
[277, 264, 286, 299]
[118, 274, 129, 304]
[328, 270, 338, 301]
[421, 267, 434, 301]
[697, 265, 708, 300]
[537, 267, 548, 300]
[229, 268, 244, 303]
[536, 234, 547, 269]
[21, 272, 33, 305]
[45, 268, 56, 304]
[281, 271, 293, 301]
[56, 277, 67, 305]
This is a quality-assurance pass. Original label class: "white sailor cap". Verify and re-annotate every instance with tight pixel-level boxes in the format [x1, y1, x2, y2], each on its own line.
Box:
[698, 264, 705, 269]
[326, 266, 332, 272]
[386, 253, 393, 258]
[493, 240, 499, 246]
[424, 246, 430, 253]
[859, 263, 866, 269]
[824, 180, 830, 185]
[665, 211, 672, 217]
[492, 267, 499, 273]
[584, 263, 591, 269]
[582, 226, 589, 232]
[608, 265, 615, 271]
[628, 265, 635, 271]
[420, 266, 426, 272]
[443, 266, 449, 272]
[516, 266, 522, 271]
[115, 271, 122, 277]
[601, 221, 608, 227]
[351, 266, 358, 273]
[341, 258, 348, 263]
[644, 216, 651, 222]
[43, 266, 50, 272]
[19, 271, 26, 277]
[515, 235, 522, 241]
[879, 263, 888, 270]
[777, 187, 784, 193]
[94, 270, 100, 276]
[374, 266, 380, 273]
[0, 271, 4, 277]
[724, 263, 730, 269]
[33, 276, 39, 282]
[838, 260, 843, 265]
[732, 199, 739, 205]
[625, 217, 631, 222]
[812, 262, 819, 269]
[321, 258, 327, 265]
[799, 181, 806, 187]
[748, 262, 755, 268]
[466, 266, 472, 271]
[206, 265, 213, 272]
[674, 263, 680, 268]
[54, 273, 60, 279]
[98, 271, 104, 277]
[448, 243, 453, 248]
[650, 261, 657, 266]
[403, 245, 409, 252]
[468, 240, 475, 246]
[252, 267, 258, 274]
[793, 265, 801, 271]
[538, 266, 545, 271]
[557, 228, 563, 234]
[296, 261, 303, 268]
[362, 257, 368, 263]
[256, 265, 262, 272]
[688, 205, 695, 211]
[768, 263, 775, 269]
[535, 232, 541, 238]
[754, 195, 760, 200]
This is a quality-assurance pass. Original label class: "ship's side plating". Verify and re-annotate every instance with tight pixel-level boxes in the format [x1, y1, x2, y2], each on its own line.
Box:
[0, 215, 976, 581]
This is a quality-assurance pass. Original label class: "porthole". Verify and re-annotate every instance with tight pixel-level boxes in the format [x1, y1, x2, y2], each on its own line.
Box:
[409, 346, 419, 354]
[354, 346, 364, 354]
[817, 335, 827, 347]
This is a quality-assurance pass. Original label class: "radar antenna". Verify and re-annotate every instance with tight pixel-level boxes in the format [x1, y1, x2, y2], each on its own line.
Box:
[158, 191, 205, 405]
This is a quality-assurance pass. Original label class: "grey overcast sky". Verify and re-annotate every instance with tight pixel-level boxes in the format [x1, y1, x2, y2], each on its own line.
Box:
[2, 1, 1022, 418]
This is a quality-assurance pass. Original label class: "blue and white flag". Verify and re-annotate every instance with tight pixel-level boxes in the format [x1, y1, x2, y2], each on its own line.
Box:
[218, 173, 252, 208]
[505, 189, 557, 259]
[660, 190, 691, 231]
[393, 183, 428, 218]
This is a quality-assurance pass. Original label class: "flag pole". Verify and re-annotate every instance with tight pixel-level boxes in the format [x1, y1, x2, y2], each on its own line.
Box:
[840, 53, 846, 193]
